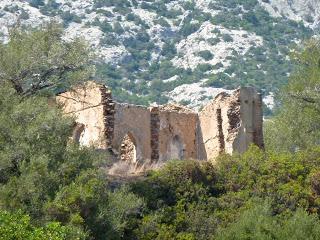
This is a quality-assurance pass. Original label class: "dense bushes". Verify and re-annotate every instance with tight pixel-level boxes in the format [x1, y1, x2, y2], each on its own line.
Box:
[216, 202, 320, 240]
[127, 146, 320, 239]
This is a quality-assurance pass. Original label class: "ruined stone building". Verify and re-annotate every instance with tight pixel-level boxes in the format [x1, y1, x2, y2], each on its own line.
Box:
[57, 81, 264, 165]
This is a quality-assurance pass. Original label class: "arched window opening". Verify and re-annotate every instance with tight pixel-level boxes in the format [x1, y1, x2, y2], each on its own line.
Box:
[120, 133, 137, 164]
[168, 135, 184, 160]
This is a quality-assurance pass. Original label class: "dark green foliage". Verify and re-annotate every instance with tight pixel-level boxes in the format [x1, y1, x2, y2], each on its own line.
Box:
[222, 34, 233, 42]
[39, 0, 61, 17]
[216, 202, 320, 240]
[93, 0, 131, 8]
[29, 0, 45, 8]
[61, 11, 82, 25]
[113, 22, 125, 34]
[198, 50, 214, 61]
[180, 22, 201, 37]
[129, 146, 320, 239]
[19, 10, 30, 20]
[100, 21, 113, 33]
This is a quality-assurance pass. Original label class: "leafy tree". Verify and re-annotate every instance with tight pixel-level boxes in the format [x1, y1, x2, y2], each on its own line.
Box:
[0, 23, 94, 97]
[265, 40, 320, 151]
[0, 84, 145, 239]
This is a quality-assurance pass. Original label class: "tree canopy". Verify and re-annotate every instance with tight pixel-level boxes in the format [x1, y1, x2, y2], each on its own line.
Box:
[265, 40, 320, 152]
[0, 23, 94, 97]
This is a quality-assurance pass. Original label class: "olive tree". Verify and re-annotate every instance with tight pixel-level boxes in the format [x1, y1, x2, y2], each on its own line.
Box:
[0, 23, 94, 97]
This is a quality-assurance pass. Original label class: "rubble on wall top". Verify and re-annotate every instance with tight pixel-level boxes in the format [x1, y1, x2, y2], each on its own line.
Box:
[159, 103, 195, 114]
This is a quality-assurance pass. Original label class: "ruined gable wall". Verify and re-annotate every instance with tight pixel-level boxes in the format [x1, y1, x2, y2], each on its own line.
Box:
[112, 103, 152, 162]
[56, 81, 107, 149]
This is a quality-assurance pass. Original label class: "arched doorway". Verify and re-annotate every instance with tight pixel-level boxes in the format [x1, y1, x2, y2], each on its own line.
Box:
[168, 135, 184, 160]
[120, 133, 137, 164]
[72, 123, 85, 144]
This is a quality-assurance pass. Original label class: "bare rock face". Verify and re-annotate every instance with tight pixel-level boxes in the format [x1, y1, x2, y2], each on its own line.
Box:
[57, 81, 264, 172]
[259, 0, 320, 29]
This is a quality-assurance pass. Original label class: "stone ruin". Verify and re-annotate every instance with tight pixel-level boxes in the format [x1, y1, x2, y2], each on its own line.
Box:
[57, 81, 264, 170]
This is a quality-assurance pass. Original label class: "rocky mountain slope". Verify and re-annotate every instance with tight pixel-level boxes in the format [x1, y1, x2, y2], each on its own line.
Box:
[0, 0, 317, 110]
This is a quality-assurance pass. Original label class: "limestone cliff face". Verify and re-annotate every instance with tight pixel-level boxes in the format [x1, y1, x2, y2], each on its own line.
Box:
[57, 82, 264, 168]
[260, 0, 320, 29]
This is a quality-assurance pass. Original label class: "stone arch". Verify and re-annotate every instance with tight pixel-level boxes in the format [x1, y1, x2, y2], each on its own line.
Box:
[120, 132, 137, 164]
[168, 135, 185, 160]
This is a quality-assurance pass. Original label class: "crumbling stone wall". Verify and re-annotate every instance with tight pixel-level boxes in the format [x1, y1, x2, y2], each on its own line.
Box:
[56, 81, 107, 149]
[198, 88, 264, 162]
[158, 104, 198, 161]
[112, 103, 152, 163]
[57, 81, 264, 165]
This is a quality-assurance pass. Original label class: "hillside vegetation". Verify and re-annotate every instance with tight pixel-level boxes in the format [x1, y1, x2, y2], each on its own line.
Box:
[0, 0, 316, 109]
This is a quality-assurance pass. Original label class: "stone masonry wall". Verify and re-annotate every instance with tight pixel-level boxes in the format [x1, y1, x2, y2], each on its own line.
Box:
[56, 81, 107, 149]
[198, 88, 264, 162]
[158, 104, 198, 161]
[57, 82, 264, 166]
[112, 103, 152, 163]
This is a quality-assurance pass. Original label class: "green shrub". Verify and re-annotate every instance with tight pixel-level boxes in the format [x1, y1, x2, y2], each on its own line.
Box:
[0, 210, 80, 240]
[29, 0, 45, 8]
[216, 202, 320, 240]
[198, 50, 214, 61]
[222, 34, 233, 42]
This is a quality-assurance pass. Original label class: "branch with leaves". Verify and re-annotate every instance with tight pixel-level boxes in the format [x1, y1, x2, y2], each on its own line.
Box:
[0, 23, 94, 97]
